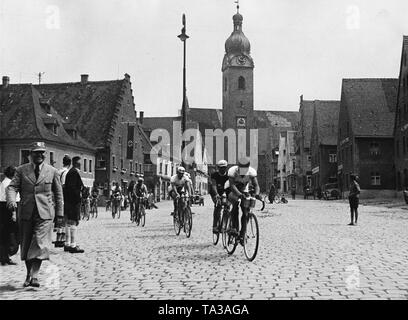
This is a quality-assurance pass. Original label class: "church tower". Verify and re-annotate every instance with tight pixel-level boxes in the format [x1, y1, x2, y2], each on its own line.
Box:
[222, 5, 254, 130]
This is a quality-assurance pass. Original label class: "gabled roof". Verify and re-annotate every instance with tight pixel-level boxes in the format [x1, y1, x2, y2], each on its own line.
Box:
[187, 108, 222, 129]
[313, 100, 340, 146]
[0, 85, 94, 150]
[341, 78, 398, 137]
[34, 79, 125, 147]
[299, 100, 315, 148]
[254, 110, 299, 130]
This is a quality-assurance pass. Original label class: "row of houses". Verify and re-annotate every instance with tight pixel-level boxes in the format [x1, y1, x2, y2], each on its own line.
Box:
[276, 36, 408, 198]
[0, 74, 186, 203]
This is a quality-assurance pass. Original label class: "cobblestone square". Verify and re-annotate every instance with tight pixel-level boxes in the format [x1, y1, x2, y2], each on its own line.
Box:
[1, 197, 407, 300]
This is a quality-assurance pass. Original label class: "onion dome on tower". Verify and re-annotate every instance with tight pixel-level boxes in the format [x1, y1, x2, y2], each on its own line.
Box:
[222, 5, 254, 71]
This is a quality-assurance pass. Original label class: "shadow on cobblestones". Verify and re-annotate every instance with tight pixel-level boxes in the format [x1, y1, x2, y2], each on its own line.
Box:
[0, 284, 25, 293]
[156, 242, 213, 250]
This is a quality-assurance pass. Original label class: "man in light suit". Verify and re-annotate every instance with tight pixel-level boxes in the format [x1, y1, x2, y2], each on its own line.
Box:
[6, 142, 63, 288]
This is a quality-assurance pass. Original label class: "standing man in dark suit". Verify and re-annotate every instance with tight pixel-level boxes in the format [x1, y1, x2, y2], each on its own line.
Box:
[6, 142, 64, 287]
[63, 156, 85, 253]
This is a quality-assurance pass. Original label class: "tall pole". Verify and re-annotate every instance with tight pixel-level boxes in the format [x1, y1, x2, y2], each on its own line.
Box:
[178, 13, 189, 168]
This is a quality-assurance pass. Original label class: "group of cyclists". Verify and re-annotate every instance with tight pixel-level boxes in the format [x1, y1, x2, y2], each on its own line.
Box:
[80, 184, 99, 220]
[209, 157, 262, 244]
[108, 176, 151, 221]
[165, 156, 261, 243]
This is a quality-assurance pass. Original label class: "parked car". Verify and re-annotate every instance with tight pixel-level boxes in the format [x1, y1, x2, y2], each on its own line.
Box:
[192, 193, 204, 206]
[322, 183, 340, 200]
[304, 186, 314, 199]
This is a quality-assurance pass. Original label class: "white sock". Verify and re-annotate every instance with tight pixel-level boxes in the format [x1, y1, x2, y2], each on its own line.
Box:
[70, 225, 77, 247]
[65, 226, 71, 246]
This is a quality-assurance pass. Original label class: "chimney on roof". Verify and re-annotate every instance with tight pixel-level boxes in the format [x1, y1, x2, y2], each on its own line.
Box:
[2, 76, 10, 88]
[81, 74, 89, 84]
[139, 111, 144, 125]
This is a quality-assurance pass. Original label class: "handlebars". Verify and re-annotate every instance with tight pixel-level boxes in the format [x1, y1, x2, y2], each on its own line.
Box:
[239, 192, 265, 211]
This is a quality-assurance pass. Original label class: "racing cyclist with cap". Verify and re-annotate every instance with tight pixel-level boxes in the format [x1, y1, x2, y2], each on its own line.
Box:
[169, 167, 193, 216]
[228, 157, 261, 242]
[210, 160, 229, 233]
[134, 177, 148, 220]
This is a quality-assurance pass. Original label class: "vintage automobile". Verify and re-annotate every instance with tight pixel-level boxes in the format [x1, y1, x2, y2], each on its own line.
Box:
[322, 183, 340, 200]
[303, 186, 315, 199]
[192, 193, 204, 206]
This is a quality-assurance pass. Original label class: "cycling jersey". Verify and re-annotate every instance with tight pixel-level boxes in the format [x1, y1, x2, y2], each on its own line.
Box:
[227, 166, 257, 192]
[170, 174, 192, 189]
[134, 184, 148, 197]
[210, 171, 229, 195]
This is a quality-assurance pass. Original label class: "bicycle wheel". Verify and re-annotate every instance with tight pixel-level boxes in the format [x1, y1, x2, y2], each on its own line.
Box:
[184, 206, 192, 238]
[243, 213, 259, 262]
[141, 206, 146, 227]
[221, 210, 229, 249]
[224, 215, 238, 255]
[117, 206, 121, 219]
[95, 206, 98, 218]
[173, 209, 182, 236]
[212, 207, 222, 245]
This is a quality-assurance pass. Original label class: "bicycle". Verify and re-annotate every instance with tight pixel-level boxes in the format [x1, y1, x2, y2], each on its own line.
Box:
[90, 197, 98, 219]
[173, 192, 192, 238]
[80, 197, 90, 221]
[129, 196, 136, 222]
[135, 196, 146, 227]
[213, 193, 230, 246]
[111, 193, 122, 219]
[222, 193, 264, 261]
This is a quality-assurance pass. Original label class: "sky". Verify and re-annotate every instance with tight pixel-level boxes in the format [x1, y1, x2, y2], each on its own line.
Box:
[1, 0, 408, 117]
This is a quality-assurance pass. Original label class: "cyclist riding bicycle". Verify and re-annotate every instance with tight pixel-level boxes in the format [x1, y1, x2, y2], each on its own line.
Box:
[134, 177, 148, 215]
[169, 166, 193, 216]
[111, 182, 122, 206]
[210, 160, 230, 233]
[227, 157, 261, 242]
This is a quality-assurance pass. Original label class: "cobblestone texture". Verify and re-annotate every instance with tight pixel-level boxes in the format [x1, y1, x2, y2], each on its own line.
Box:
[1, 197, 408, 300]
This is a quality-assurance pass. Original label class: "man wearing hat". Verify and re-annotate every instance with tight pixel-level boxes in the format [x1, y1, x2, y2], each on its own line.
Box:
[348, 173, 361, 226]
[6, 142, 64, 288]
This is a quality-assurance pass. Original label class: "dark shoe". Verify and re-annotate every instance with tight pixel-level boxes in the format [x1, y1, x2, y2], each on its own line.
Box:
[30, 278, 40, 288]
[54, 241, 64, 248]
[23, 275, 31, 287]
[69, 246, 84, 253]
[170, 212, 174, 216]
[1, 261, 6, 266]
[213, 227, 219, 234]
[64, 246, 71, 252]
[230, 228, 239, 236]
[348, 222, 354, 226]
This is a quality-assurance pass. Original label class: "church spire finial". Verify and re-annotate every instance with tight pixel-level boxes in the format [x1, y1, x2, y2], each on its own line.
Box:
[235, 0, 240, 13]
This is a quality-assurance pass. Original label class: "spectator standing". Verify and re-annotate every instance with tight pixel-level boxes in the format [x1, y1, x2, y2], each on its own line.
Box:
[0, 166, 20, 265]
[348, 173, 361, 226]
[54, 155, 71, 248]
[6, 142, 64, 287]
[63, 156, 85, 253]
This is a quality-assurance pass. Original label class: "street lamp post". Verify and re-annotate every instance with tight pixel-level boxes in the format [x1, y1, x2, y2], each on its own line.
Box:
[178, 13, 189, 168]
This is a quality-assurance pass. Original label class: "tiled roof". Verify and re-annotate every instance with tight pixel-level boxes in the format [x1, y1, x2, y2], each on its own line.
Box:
[254, 110, 299, 130]
[34, 79, 124, 147]
[299, 100, 315, 148]
[341, 78, 398, 137]
[313, 100, 340, 145]
[188, 108, 222, 129]
[0, 85, 94, 150]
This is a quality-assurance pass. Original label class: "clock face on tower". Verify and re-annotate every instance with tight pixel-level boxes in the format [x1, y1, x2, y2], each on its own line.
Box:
[236, 117, 246, 128]
[237, 55, 247, 65]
